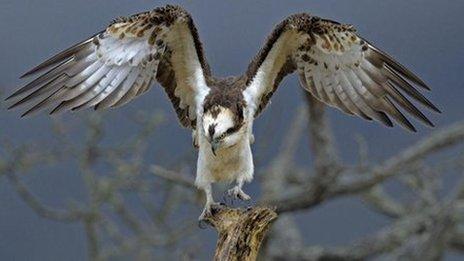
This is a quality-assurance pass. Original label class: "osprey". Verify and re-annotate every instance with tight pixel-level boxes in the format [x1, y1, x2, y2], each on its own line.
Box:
[7, 5, 440, 220]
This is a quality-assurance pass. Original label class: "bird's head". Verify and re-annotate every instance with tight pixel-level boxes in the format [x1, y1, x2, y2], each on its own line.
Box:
[202, 105, 246, 155]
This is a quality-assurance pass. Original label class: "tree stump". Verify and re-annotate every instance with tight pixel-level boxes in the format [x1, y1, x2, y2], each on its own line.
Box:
[204, 206, 278, 261]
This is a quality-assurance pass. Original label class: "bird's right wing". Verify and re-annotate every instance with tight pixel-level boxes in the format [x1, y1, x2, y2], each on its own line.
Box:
[7, 5, 211, 128]
[243, 14, 440, 131]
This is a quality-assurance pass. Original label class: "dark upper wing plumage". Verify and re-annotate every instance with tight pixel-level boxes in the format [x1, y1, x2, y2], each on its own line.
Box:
[7, 5, 211, 128]
[243, 14, 440, 131]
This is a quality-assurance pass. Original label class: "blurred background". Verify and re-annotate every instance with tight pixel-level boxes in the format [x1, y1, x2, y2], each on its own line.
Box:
[1, 0, 463, 260]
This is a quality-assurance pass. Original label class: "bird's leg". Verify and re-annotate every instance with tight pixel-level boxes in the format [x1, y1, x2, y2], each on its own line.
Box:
[227, 179, 251, 201]
[198, 183, 222, 221]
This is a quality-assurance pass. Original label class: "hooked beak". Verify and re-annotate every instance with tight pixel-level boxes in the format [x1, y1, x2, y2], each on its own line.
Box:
[211, 141, 219, 156]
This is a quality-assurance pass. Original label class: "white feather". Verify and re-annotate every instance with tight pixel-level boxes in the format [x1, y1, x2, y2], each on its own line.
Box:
[244, 30, 301, 116]
[84, 66, 132, 107]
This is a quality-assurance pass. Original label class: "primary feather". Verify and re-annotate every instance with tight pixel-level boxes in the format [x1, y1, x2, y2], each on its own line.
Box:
[244, 14, 440, 132]
[8, 5, 211, 129]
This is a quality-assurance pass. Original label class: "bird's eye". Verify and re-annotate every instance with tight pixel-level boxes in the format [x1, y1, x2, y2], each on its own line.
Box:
[219, 133, 227, 139]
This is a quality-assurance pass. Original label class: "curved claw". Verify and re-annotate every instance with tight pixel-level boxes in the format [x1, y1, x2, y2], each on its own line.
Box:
[198, 202, 225, 227]
[227, 186, 251, 202]
[198, 219, 209, 229]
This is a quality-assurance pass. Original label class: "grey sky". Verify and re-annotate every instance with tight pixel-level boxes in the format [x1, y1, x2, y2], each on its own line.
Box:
[1, 1, 463, 260]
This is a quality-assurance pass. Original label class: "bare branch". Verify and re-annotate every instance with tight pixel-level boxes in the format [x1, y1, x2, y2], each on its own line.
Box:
[84, 218, 100, 261]
[204, 206, 277, 261]
[448, 229, 464, 252]
[264, 122, 464, 213]
[261, 106, 307, 199]
[282, 206, 451, 260]
[4, 168, 84, 222]
[305, 93, 340, 177]
[361, 185, 406, 218]
[260, 107, 307, 259]
[149, 165, 196, 189]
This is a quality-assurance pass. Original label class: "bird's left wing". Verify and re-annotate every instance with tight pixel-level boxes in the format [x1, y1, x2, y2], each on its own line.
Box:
[7, 5, 211, 128]
[243, 14, 440, 131]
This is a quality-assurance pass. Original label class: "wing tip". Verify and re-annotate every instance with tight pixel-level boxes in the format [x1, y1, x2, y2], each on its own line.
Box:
[430, 104, 442, 114]
[49, 102, 66, 115]
[423, 119, 435, 128]
[392, 117, 436, 132]
[5, 89, 25, 101]
[4, 94, 15, 101]
[404, 122, 418, 132]
[94, 103, 102, 111]
[7, 103, 18, 110]
[416, 108, 437, 129]
[415, 79, 431, 91]
[20, 71, 34, 79]
[20, 62, 56, 79]
[20, 109, 35, 118]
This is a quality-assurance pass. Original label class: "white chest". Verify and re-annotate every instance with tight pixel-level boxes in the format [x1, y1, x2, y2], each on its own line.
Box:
[194, 131, 254, 188]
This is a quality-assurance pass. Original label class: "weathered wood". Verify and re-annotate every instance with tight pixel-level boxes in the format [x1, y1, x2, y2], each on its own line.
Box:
[204, 206, 278, 261]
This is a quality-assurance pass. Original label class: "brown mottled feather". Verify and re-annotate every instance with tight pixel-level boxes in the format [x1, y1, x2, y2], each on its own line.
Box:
[8, 4, 211, 128]
[243, 13, 439, 131]
[8, 6, 439, 133]
[19, 34, 99, 79]
[156, 51, 195, 128]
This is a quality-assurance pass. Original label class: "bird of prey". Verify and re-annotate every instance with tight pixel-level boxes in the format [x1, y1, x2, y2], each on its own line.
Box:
[7, 5, 440, 220]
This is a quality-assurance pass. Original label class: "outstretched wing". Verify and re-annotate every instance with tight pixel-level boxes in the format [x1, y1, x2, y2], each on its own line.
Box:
[243, 14, 440, 131]
[7, 5, 211, 128]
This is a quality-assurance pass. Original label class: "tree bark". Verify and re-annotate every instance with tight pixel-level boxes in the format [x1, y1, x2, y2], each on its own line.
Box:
[204, 207, 278, 261]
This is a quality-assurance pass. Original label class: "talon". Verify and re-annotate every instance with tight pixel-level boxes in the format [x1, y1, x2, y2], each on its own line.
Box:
[198, 219, 208, 229]
[198, 210, 208, 222]
[237, 191, 251, 201]
[199, 203, 214, 221]
[210, 203, 224, 215]
[227, 186, 251, 202]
